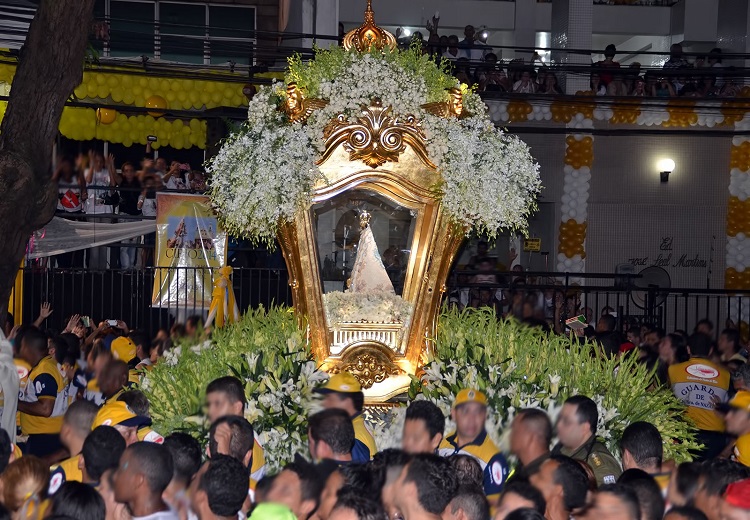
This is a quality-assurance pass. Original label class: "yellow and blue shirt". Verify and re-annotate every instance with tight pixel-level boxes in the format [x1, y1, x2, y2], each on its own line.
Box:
[669, 358, 730, 432]
[49, 454, 82, 494]
[438, 430, 509, 501]
[250, 437, 267, 489]
[19, 356, 67, 435]
[83, 378, 105, 407]
[352, 413, 377, 463]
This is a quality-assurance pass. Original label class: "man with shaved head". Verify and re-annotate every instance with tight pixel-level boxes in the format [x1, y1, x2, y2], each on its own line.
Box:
[510, 408, 553, 479]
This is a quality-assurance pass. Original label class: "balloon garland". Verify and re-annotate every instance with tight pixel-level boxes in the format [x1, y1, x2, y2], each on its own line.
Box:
[726, 115, 750, 339]
[556, 115, 593, 274]
[0, 62, 282, 149]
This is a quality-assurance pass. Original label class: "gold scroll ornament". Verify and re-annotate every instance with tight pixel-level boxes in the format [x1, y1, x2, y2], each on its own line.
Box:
[318, 98, 436, 169]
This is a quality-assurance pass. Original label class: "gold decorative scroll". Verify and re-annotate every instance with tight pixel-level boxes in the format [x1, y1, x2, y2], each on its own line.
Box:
[421, 87, 469, 119]
[280, 82, 328, 124]
[342, 0, 397, 53]
[329, 344, 402, 389]
[318, 99, 436, 169]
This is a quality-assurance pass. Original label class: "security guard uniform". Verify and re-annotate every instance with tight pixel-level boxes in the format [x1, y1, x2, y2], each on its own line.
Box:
[554, 435, 621, 485]
[314, 372, 377, 463]
[49, 454, 83, 494]
[438, 389, 509, 502]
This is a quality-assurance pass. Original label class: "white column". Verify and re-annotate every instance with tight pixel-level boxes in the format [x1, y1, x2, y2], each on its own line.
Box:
[551, 0, 593, 95]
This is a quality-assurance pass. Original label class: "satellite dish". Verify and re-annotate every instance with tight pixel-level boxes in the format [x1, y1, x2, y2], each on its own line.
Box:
[631, 266, 671, 309]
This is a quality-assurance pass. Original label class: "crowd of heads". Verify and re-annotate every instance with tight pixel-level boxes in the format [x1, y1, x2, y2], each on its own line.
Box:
[1, 296, 749, 520]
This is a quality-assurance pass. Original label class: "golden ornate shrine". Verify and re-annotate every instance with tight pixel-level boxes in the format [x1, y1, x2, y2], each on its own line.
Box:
[276, 1, 466, 402]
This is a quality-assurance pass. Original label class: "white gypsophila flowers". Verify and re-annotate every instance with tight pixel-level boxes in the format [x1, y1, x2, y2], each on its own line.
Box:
[208, 50, 541, 243]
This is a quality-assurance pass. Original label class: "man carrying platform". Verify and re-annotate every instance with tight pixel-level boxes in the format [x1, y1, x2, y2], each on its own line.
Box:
[438, 388, 509, 502]
[315, 372, 377, 463]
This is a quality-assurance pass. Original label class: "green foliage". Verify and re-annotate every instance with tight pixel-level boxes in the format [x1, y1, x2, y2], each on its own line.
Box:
[425, 307, 699, 462]
[143, 305, 699, 466]
[286, 44, 457, 104]
[142, 307, 314, 437]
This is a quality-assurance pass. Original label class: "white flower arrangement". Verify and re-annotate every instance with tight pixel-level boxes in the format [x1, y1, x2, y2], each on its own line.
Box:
[208, 46, 541, 243]
[323, 290, 413, 328]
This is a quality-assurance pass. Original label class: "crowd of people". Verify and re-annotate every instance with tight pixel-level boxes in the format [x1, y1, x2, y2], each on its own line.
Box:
[0, 301, 746, 520]
[383, 17, 742, 99]
[53, 145, 206, 270]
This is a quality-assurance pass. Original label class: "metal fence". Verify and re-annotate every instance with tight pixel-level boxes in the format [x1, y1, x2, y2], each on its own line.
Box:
[445, 271, 750, 335]
[17, 267, 292, 338]
[15, 266, 750, 338]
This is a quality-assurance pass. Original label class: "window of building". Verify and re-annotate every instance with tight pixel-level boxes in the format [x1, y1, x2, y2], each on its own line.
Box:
[93, 0, 256, 65]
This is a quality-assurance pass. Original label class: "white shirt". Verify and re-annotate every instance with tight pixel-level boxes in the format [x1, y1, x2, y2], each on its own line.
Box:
[166, 175, 188, 191]
[141, 197, 158, 217]
[85, 168, 113, 214]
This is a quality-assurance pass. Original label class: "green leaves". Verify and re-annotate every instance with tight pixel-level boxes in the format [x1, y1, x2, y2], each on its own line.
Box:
[422, 307, 699, 462]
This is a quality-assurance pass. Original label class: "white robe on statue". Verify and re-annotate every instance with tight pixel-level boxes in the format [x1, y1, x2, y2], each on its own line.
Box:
[349, 226, 395, 294]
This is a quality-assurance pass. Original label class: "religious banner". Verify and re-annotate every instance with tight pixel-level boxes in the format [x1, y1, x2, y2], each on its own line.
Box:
[151, 193, 227, 309]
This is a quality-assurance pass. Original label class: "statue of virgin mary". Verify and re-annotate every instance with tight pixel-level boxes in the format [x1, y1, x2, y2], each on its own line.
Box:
[348, 210, 395, 294]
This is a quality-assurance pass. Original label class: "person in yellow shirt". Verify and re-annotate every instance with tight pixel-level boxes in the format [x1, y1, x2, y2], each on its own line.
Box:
[669, 332, 731, 460]
[17, 327, 69, 457]
[315, 372, 377, 462]
[92, 401, 151, 447]
[110, 336, 140, 385]
[117, 389, 164, 444]
[48, 399, 99, 494]
[438, 388, 509, 503]
[83, 341, 112, 407]
[716, 390, 750, 467]
[205, 376, 266, 488]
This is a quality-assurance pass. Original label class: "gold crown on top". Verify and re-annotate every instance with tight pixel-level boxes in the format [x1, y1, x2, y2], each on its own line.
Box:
[342, 0, 397, 53]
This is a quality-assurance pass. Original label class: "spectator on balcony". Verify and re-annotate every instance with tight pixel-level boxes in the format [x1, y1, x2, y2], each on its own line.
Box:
[663, 43, 689, 70]
[513, 69, 537, 94]
[652, 76, 676, 97]
[625, 62, 641, 91]
[154, 156, 168, 180]
[190, 170, 207, 192]
[538, 72, 562, 95]
[426, 33, 441, 61]
[443, 35, 461, 61]
[720, 68, 740, 98]
[84, 151, 119, 270]
[590, 72, 607, 96]
[137, 173, 160, 268]
[164, 162, 190, 191]
[454, 58, 473, 86]
[631, 76, 647, 97]
[596, 44, 621, 85]
[708, 47, 723, 69]
[482, 54, 510, 92]
[606, 73, 629, 96]
[459, 25, 486, 62]
[54, 156, 86, 268]
[118, 162, 142, 270]
[699, 74, 718, 97]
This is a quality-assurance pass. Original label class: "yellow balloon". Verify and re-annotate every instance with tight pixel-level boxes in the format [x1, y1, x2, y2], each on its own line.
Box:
[96, 108, 117, 125]
[146, 95, 168, 117]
